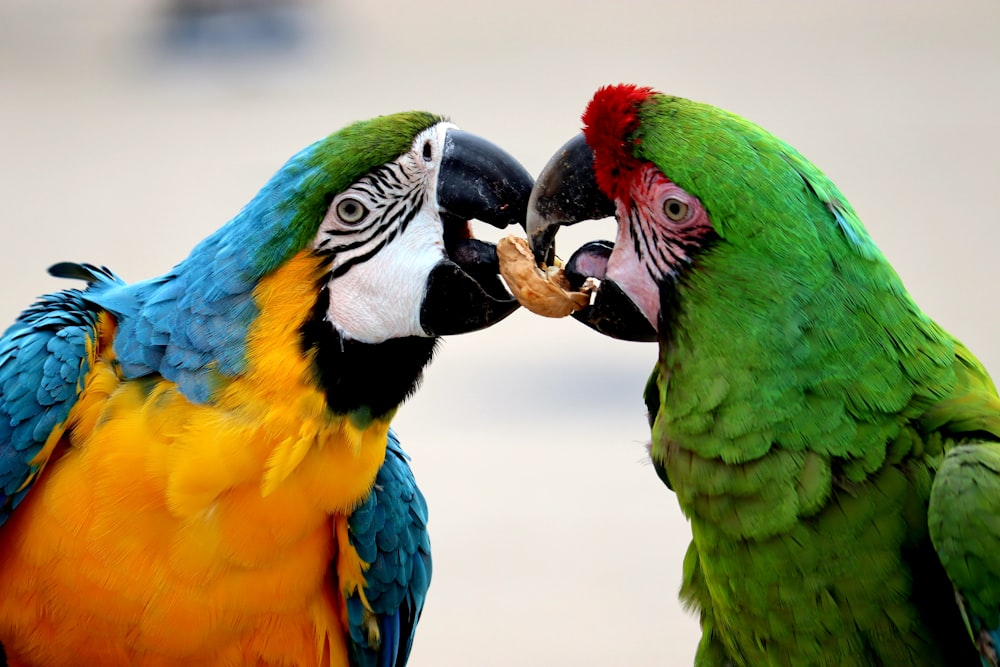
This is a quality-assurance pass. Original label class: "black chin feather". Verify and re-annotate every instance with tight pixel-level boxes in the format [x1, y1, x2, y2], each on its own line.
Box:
[300, 286, 438, 420]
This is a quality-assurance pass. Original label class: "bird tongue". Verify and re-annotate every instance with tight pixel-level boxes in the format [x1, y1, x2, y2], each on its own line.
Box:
[446, 237, 512, 303]
[559, 239, 657, 342]
[564, 240, 614, 290]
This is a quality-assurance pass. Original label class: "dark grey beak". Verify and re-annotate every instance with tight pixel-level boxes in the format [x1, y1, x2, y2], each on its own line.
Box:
[420, 128, 534, 336]
[526, 134, 615, 265]
[526, 133, 656, 343]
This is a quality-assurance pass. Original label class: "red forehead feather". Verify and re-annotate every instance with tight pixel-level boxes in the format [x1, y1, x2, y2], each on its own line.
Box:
[581, 84, 657, 202]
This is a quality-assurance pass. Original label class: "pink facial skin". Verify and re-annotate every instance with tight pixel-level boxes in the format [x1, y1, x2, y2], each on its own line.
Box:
[604, 163, 713, 331]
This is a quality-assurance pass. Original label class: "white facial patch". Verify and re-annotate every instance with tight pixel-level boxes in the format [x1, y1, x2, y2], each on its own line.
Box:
[312, 123, 457, 343]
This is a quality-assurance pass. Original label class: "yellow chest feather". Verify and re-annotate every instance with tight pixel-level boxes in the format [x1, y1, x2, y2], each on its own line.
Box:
[0, 252, 389, 665]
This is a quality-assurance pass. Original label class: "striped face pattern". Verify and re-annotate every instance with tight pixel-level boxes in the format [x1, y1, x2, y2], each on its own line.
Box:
[312, 123, 455, 344]
[605, 162, 715, 329]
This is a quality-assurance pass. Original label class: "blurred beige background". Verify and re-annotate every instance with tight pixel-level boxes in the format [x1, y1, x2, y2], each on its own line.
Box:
[2, 1, 998, 665]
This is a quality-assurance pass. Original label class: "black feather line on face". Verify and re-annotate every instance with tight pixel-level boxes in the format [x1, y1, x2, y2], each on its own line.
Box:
[657, 279, 683, 344]
[319, 172, 426, 280]
[300, 286, 438, 419]
[647, 225, 717, 346]
[329, 231, 394, 280]
[629, 200, 714, 287]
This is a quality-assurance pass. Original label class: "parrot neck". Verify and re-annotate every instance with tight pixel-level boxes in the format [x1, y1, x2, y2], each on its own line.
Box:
[300, 285, 438, 424]
[650, 240, 976, 540]
[203, 250, 398, 508]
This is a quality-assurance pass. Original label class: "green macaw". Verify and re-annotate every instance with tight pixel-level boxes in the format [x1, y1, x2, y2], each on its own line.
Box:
[525, 83, 1000, 666]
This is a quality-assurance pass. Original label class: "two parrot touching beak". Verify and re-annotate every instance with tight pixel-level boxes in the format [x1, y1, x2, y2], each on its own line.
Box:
[1, 84, 997, 667]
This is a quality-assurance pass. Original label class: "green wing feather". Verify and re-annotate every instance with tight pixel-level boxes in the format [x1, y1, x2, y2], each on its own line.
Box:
[930, 443, 1000, 666]
[928, 347, 1000, 666]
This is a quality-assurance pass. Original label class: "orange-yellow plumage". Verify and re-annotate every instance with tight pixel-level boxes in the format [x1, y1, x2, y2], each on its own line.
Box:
[0, 114, 536, 667]
[0, 251, 389, 666]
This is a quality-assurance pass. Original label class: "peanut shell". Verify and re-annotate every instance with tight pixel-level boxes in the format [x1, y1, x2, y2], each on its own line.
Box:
[497, 235, 593, 318]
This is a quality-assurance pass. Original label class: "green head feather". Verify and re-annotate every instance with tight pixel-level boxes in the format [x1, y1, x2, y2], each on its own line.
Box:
[250, 111, 443, 275]
[633, 94, 877, 262]
[613, 92, 959, 502]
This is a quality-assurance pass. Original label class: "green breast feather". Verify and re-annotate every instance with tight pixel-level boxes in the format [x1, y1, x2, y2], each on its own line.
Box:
[526, 84, 1000, 667]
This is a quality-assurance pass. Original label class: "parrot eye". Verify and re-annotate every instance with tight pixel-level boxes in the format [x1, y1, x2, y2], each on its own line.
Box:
[663, 197, 690, 222]
[422, 140, 433, 162]
[336, 197, 369, 225]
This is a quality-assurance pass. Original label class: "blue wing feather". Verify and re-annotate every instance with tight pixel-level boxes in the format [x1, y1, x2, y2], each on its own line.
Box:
[0, 263, 124, 525]
[18, 143, 346, 409]
[346, 429, 432, 667]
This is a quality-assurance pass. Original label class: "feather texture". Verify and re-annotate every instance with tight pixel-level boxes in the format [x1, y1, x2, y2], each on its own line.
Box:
[344, 431, 431, 667]
[0, 264, 123, 523]
[0, 110, 451, 666]
[573, 86, 1000, 666]
[85, 113, 442, 405]
[0, 252, 423, 665]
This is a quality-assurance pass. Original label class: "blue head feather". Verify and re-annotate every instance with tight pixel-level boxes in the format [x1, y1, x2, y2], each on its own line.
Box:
[84, 112, 441, 404]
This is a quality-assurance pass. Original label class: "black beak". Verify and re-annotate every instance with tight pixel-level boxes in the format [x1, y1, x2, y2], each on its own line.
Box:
[526, 134, 615, 264]
[526, 133, 656, 343]
[420, 128, 534, 337]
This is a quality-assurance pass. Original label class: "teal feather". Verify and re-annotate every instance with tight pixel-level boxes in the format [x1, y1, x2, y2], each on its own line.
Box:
[346, 429, 431, 667]
[0, 263, 124, 523]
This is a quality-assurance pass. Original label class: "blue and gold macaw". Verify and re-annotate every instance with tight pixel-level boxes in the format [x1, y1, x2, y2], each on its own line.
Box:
[0, 111, 532, 666]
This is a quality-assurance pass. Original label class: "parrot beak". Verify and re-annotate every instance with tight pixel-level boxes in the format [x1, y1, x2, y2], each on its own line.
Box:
[420, 129, 534, 336]
[526, 134, 657, 342]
